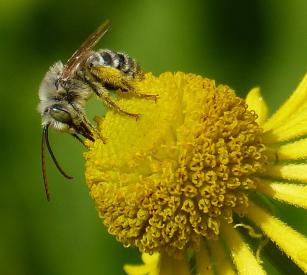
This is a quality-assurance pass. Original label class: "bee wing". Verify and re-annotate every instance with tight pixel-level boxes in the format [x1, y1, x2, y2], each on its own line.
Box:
[61, 20, 111, 81]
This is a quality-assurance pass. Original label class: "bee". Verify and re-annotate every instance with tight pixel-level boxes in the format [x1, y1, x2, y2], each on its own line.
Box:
[38, 20, 157, 201]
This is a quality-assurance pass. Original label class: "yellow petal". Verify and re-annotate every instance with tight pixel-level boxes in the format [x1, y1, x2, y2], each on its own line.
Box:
[142, 253, 159, 265]
[222, 223, 266, 275]
[124, 265, 155, 275]
[208, 239, 236, 275]
[196, 241, 214, 275]
[257, 179, 307, 209]
[272, 138, 307, 160]
[262, 163, 307, 183]
[124, 253, 160, 275]
[246, 87, 268, 126]
[262, 106, 307, 144]
[247, 202, 307, 272]
[263, 73, 307, 132]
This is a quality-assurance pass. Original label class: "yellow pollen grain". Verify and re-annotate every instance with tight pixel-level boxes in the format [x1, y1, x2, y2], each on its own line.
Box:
[84, 72, 267, 255]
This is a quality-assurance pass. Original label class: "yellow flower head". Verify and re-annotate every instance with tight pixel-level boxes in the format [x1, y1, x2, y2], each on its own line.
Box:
[85, 72, 307, 274]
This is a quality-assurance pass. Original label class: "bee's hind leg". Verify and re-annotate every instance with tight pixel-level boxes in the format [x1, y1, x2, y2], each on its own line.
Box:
[98, 88, 141, 120]
[129, 90, 159, 102]
[87, 80, 141, 120]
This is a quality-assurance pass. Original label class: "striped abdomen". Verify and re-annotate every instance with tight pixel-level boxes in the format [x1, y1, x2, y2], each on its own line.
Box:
[86, 49, 143, 78]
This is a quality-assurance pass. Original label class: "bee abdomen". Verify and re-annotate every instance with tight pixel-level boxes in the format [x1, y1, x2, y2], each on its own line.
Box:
[87, 49, 143, 78]
[116, 52, 142, 78]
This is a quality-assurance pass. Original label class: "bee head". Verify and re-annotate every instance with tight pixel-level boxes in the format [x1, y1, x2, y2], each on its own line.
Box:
[38, 62, 72, 132]
[38, 61, 94, 140]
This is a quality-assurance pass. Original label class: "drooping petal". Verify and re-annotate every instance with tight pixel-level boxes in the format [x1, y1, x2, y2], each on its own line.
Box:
[262, 163, 307, 183]
[222, 223, 266, 275]
[159, 253, 190, 275]
[246, 87, 269, 126]
[208, 239, 236, 275]
[257, 179, 307, 209]
[263, 73, 307, 132]
[247, 202, 307, 272]
[124, 252, 191, 275]
[195, 241, 214, 275]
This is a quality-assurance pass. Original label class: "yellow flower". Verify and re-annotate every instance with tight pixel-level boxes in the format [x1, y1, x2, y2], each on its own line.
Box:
[84, 72, 307, 274]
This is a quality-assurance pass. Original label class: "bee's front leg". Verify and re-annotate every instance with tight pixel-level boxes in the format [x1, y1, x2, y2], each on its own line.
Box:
[71, 133, 86, 146]
[71, 104, 107, 144]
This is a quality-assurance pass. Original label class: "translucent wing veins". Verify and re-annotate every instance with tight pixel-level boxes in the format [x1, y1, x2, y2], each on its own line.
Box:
[61, 20, 111, 81]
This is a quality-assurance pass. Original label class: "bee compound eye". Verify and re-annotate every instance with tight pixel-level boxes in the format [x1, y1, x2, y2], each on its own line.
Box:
[49, 105, 72, 124]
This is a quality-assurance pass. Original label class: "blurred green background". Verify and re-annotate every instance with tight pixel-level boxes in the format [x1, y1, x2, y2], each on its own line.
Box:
[0, 0, 306, 274]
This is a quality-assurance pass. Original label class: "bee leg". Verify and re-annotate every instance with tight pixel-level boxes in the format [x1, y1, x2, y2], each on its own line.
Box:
[72, 133, 85, 146]
[82, 116, 107, 144]
[74, 108, 107, 144]
[129, 91, 159, 102]
[86, 80, 141, 120]
[99, 89, 141, 120]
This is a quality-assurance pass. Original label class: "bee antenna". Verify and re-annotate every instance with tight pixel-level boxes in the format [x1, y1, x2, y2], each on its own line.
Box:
[41, 124, 73, 201]
[43, 124, 74, 180]
[41, 125, 51, 201]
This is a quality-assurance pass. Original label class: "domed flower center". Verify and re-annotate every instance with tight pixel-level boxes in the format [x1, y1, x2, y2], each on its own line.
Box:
[85, 72, 267, 255]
